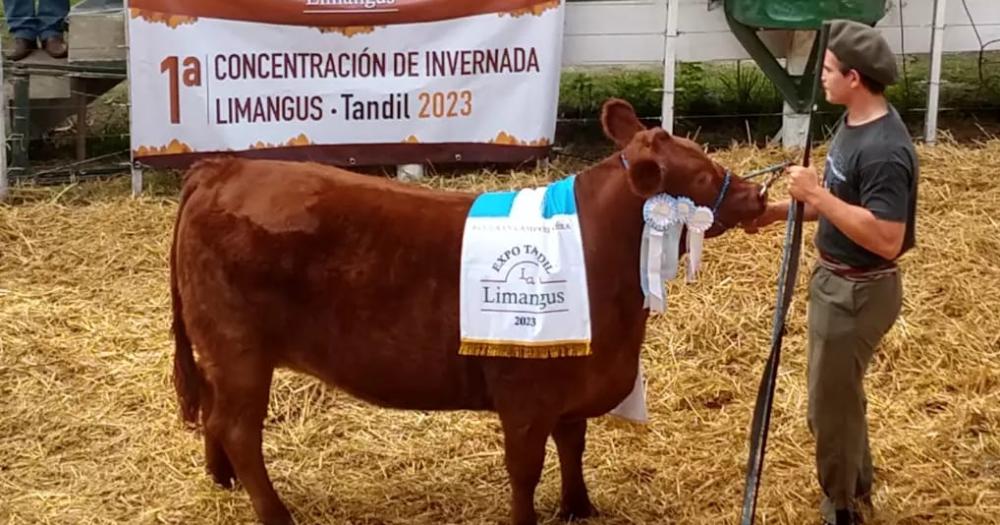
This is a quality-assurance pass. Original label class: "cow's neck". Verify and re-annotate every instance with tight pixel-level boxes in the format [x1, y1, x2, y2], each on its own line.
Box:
[574, 155, 646, 233]
[561, 156, 651, 407]
[574, 155, 650, 310]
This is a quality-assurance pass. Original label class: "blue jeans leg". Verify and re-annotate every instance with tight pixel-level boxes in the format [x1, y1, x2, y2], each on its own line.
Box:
[37, 0, 69, 40]
[4, 0, 39, 40]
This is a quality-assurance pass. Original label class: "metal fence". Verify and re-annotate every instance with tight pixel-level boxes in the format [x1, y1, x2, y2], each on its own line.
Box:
[1, 0, 998, 201]
[0, 0, 130, 199]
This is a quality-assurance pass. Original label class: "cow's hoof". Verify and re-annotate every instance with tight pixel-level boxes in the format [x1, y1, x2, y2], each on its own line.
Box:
[511, 509, 538, 525]
[261, 507, 295, 525]
[558, 500, 597, 521]
[210, 469, 236, 489]
[207, 460, 236, 489]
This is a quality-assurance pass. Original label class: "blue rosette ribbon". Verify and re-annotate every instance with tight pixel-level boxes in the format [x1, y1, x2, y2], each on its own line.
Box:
[675, 197, 695, 225]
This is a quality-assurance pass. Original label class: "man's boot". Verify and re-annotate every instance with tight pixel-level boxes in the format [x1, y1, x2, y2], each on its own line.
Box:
[5, 38, 36, 61]
[43, 35, 68, 59]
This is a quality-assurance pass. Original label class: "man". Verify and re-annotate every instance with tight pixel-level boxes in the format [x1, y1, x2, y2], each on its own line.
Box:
[3, 0, 70, 61]
[745, 19, 919, 525]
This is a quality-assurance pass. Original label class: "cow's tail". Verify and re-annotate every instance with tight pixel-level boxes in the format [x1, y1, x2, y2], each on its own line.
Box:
[171, 159, 224, 427]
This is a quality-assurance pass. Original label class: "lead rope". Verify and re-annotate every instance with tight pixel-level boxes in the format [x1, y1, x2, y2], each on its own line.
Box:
[739, 21, 831, 525]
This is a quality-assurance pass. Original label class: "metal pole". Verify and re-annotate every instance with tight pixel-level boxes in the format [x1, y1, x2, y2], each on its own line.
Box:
[11, 73, 30, 178]
[0, 39, 8, 202]
[661, 0, 679, 133]
[75, 78, 89, 162]
[925, 0, 947, 144]
[781, 30, 815, 150]
[123, 0, 143, 197]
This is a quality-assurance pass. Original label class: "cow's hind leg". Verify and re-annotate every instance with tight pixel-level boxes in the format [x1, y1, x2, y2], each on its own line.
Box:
[552, 418, 597, 521]
[498, 409, 557, 525]
[201, 380, 235, 488]
[208, 359, 293, 525]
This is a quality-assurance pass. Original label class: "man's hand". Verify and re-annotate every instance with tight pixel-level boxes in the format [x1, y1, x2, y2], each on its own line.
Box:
[787, 165, 824, 204]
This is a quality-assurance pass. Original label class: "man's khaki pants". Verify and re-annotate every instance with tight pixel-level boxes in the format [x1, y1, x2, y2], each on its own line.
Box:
[807, 264, 902, 524]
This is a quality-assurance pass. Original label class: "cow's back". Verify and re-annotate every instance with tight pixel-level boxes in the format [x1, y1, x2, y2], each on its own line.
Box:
[174, 158, 493, 410]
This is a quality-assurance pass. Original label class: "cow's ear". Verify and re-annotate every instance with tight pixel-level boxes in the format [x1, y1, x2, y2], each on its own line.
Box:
[601, 98, 645, 149]
[625, 157, 662, 198]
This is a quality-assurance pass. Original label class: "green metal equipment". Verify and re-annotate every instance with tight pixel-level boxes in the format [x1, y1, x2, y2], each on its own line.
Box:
[723, 0, 888, 112]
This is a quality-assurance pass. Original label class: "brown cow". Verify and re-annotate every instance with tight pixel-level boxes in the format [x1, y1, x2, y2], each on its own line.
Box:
[169, 98, 767, 525]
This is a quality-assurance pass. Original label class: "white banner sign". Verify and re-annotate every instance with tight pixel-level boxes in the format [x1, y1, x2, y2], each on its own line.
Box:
[126, 0, 565, 167]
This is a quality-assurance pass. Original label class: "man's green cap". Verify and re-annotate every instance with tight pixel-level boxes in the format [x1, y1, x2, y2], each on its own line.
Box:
[827, 19, 898, 86]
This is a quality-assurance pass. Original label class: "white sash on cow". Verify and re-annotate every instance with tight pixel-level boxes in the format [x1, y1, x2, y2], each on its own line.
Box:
[459, 176, 591, 358]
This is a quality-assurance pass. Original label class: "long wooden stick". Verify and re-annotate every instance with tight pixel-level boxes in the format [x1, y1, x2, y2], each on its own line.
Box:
[739, 20, 831, 525]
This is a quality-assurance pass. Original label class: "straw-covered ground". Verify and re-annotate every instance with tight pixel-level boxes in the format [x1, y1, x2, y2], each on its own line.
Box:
[1, 138, 998, 525]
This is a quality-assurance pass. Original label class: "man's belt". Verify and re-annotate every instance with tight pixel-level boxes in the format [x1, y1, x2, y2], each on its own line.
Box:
[817, 252, 897, 281]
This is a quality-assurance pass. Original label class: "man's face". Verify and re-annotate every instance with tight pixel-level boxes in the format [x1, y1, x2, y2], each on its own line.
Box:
[821, 49, 855, 105]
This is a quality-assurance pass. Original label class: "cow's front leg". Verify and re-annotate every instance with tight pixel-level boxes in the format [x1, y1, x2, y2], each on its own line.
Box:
[498, 410, 557, 525]
[552, 418, 597, 521]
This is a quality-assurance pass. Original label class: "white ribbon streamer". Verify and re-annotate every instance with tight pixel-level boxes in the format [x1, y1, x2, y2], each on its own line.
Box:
[641, 195, 682, 313]
[661, 220, 682, 303]
[608, 359, 649, 423]
[646, 227, 665, 311]
[685, 206, 714, 282]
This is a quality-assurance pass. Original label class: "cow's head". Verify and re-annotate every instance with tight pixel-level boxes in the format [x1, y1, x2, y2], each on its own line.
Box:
[600, 98, 766, 236]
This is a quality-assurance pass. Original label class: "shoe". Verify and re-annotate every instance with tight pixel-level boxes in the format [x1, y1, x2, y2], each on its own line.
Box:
[835, 508, 862, 525]
[43, 35, 67, 59]
[5, 38, 36, 61]
[822, 509, 862, 525]
[855, 496, 873, 523]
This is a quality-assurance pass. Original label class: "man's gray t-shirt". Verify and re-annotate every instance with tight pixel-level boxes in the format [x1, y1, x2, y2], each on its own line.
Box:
[817, 105, 918, 268]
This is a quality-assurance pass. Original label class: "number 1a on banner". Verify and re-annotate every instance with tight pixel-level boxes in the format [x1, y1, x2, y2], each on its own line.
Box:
[161, 56, 202, 124]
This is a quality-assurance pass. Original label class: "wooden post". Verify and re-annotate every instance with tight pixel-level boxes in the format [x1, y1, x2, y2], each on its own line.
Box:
[925, 0, 947, 144]
[396, 163, 424, 181]
[132, 165, 143, 197]
[661, 0, 680, 133]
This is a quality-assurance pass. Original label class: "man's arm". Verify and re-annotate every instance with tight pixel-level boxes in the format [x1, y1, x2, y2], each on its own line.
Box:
[741, 199, 818, 233]
[788, 163, 908, 261]
[764, 199, 820, 222]
[804, 190, 905, 259]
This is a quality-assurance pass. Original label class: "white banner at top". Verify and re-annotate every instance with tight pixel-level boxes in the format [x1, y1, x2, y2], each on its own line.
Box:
[126, 0, 565, 167]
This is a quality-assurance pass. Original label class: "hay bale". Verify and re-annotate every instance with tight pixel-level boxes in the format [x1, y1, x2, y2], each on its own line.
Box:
[1, 139, 998, 524]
